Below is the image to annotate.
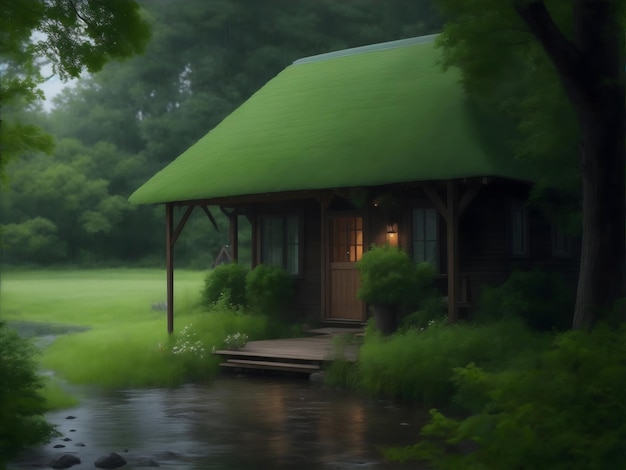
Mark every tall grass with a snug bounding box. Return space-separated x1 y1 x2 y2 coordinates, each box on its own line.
1 269 292 389
326 318 549 408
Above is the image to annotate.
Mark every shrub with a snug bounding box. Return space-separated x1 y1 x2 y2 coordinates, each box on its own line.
245 264 295 317
401 262 445 330
396 325 626 470
202 263 248 308
476 269 574 331
357 245 417 306
0 323 59 467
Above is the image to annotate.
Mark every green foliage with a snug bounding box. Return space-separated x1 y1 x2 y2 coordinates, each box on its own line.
0 323 59 467
357 245 417 306
400 262 446 329
246 264 295 317
202 263 248 308
403 325 626 470
476 269 574 331
435 0 581 226
1 0 150 179
42 307 274 387
328 318 546 407
1 217 66 264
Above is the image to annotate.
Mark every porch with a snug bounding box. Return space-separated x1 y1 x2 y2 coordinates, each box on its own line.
213 327 362 375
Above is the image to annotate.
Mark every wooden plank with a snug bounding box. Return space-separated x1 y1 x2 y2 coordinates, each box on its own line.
447 181 460 323
213 336 359 362
224 359 320 371
165 203 174 334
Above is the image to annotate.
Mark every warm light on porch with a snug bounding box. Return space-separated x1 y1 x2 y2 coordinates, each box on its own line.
386 223 398 246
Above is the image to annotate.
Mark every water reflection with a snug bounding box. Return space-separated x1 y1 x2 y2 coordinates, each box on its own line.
12 376 429 469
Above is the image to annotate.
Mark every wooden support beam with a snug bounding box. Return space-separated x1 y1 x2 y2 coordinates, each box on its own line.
318 191 333 320
229 212 239 262
446 181 460 324
219 206 239 262
422 183 448 222
172 205 194 245
250 208 259 268
200 205 219 231
165 203 174 334
459 186 480 216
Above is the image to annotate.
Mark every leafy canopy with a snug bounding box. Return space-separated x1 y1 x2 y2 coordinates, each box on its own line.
0 0 150 179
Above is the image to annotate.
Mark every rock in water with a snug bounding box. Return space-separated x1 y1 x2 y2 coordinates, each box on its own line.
94 452 127 469
51 454 81 469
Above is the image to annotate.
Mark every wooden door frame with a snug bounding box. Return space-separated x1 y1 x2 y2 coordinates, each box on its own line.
324 211 368 322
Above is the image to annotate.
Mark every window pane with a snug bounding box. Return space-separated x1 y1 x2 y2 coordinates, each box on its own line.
286 216 300 274
414 240 425 263
426 241 438 268
425 209 437 241
261 217 283 267
414 209 424 241
286 243 299 274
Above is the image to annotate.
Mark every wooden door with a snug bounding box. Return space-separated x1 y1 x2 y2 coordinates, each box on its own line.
327 216 365 321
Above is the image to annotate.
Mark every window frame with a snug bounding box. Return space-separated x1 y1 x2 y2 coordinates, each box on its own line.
258 214 303 277
411 207 440 271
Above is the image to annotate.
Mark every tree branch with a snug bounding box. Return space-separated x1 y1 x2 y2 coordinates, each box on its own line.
513 0 586 97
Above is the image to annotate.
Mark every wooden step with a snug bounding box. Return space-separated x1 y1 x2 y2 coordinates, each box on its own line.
220 358 320 374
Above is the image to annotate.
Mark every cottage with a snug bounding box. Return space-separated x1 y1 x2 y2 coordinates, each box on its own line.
130 35 578 333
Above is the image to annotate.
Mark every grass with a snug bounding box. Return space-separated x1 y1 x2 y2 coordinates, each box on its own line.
1 268 203 327
325 317 550 408
0 268 290 391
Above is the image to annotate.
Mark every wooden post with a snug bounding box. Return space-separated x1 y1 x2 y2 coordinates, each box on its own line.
249 209 259 269
229 212 239 262
446 181 460 323
165 203 174 334
317 191 333 320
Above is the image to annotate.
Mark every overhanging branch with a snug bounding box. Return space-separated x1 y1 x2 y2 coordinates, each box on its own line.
513 0 585 97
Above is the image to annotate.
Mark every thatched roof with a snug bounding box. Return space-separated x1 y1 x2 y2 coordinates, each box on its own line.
130 35 532 205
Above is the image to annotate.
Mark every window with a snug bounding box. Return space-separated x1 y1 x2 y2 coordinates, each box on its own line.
330 217 364 262
552 225 571 257
510 203 529 257
412 208 439 270
260 215 301 275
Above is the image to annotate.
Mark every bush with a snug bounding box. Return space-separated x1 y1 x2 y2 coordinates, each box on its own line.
202 263 248 308
245 264 295 317
476 269 574 331
398 325 626 470
357 245 417 306
401 262 445 330
327 317 546 407
0 323 59 467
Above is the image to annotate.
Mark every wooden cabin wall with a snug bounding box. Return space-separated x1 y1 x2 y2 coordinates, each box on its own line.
458 180 580 312
252 199 322 323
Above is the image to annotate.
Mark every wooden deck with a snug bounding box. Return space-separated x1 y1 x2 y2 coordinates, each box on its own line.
214 328 361 375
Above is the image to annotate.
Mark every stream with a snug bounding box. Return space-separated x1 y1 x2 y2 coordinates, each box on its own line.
11 376 430 469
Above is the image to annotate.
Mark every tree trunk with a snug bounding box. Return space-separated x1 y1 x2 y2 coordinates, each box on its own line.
516 0 626 328
572 104 625 329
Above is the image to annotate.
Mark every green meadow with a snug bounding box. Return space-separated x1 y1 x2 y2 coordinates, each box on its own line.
1 269 285 400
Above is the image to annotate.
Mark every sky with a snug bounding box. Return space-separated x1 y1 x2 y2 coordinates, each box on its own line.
38 62 80 111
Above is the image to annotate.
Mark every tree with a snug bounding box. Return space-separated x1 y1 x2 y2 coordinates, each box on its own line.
436 0 625 329
0 0 150 179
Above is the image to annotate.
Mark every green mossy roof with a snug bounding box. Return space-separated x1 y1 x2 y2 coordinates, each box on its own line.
130 35 533 205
